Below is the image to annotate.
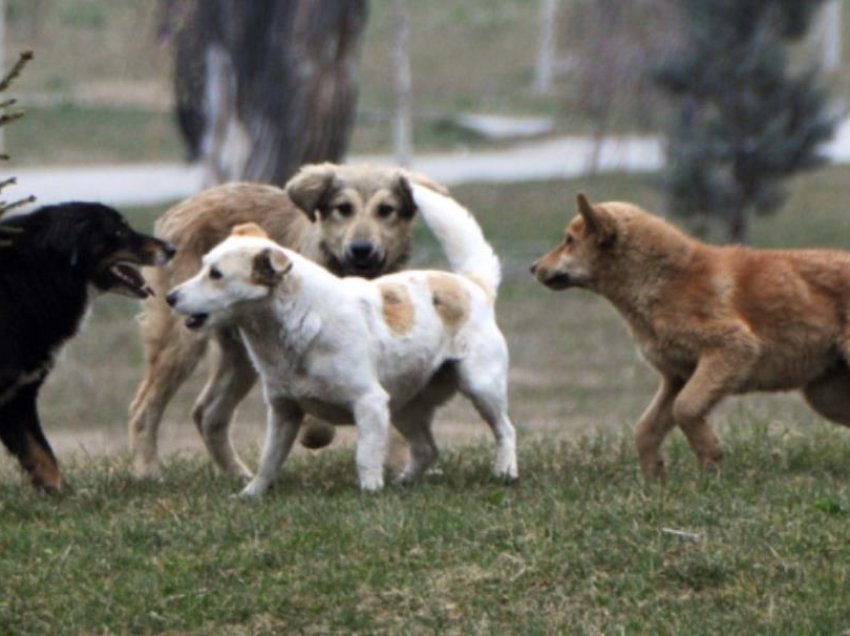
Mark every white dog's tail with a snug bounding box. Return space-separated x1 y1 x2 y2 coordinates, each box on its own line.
411 184 501 296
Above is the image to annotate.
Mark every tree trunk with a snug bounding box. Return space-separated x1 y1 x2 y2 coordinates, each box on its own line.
164 0 370 187
727 199 748 244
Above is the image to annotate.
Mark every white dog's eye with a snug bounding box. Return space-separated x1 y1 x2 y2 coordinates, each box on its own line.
377 204 394 219
209 267 223 280
336 203 354 217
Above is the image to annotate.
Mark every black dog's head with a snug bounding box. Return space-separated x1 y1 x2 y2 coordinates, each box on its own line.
9 202 176 298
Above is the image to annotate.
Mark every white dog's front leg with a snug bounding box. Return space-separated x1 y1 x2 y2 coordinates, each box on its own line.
240 399 303 499
353 391 391 492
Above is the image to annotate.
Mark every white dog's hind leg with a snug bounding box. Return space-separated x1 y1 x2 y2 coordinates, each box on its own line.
240 399 303 499
353 391 391 491
457 341 519 481
393 401 439 485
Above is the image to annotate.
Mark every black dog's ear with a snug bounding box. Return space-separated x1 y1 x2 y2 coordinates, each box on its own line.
391 172 417 220
285 164 337 221
252 248 292 287
576 193 616 247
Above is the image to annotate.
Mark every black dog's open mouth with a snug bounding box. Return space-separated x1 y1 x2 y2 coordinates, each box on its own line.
104 261 156 299
185 313 209 330
543 273 572 290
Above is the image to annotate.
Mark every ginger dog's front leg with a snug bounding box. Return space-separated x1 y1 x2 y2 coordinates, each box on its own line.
672 349 755 471
634 376 683 479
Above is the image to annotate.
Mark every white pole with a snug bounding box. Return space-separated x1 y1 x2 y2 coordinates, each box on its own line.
0 0 6 155
392 0 412 167
822 0 841 72
534 0 558 94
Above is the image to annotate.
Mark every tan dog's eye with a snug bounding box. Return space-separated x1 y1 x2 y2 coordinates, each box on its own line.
336 203 354 217
565 234 575 247
209 267 222 280
377 204 394 219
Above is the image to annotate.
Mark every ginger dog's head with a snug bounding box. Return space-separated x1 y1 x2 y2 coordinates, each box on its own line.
285 163 436 279
166 223 293 330
530 194 620 291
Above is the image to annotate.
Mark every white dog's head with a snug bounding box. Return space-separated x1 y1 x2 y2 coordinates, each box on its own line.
166 223 292 330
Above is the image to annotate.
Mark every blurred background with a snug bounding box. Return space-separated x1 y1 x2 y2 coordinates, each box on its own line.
2 0 850 467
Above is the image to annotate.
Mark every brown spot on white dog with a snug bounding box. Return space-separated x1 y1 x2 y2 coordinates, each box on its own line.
379 282 415 335
428 273 470 333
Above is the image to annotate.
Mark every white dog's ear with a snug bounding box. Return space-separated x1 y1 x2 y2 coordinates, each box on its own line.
252 248 292 287
285 163 337 221
231 222 269 239
576 193 616 247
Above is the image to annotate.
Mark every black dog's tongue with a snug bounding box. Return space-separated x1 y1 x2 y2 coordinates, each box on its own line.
110 263 155 297
185 314 208 329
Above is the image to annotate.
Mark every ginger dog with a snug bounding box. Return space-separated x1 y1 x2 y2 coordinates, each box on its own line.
167 186 518 496
533 193 850 478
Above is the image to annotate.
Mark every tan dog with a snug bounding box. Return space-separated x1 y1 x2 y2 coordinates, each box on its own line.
532 193 850 479
166 185 517 497
129 163 445 478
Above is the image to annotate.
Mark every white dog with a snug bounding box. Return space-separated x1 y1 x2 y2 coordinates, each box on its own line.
166 184 518 497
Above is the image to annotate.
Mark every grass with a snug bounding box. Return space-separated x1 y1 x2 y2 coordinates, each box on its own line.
3 168 850 632
2 429 850 634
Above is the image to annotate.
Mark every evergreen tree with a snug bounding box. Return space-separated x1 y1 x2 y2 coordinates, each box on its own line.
654 0 836 243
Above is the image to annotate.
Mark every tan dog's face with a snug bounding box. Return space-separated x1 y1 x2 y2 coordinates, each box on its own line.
166 224 292 330
286 164 419 278
531 193 617 290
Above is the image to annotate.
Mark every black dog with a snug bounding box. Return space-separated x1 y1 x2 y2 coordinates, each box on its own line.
0 202 174 490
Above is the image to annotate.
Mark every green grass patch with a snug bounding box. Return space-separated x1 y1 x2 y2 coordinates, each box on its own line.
2 428 850 634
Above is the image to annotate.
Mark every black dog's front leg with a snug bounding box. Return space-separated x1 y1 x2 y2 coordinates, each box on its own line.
0 380 62 491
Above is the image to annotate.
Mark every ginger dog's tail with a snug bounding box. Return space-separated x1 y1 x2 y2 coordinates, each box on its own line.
411 184 501 297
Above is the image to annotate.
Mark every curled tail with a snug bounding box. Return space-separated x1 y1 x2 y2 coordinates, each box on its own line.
411 184 501 296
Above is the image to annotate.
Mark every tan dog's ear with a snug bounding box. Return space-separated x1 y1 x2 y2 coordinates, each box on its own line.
252 248 292 287
231 222 269 239
577 193 616 247
390 171 418 220
400 169 450 196
285 163 337 221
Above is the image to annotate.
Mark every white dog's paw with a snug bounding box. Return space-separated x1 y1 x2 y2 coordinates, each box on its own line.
237 479 268 499
493 454 519 483
359 474 385 492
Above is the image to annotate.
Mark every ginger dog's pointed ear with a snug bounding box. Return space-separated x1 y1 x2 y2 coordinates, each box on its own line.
285 163 337 221
231 222 269 239
252 248 292 287
576 193 616 247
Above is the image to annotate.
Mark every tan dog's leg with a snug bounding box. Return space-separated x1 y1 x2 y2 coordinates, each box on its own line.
803 363 850 425
634 377 682 479
192 328 257 478
129 311 208 478
672 351 752 471
393 400 439 484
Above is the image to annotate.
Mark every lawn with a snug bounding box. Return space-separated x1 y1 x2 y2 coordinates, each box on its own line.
3 169 850 632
